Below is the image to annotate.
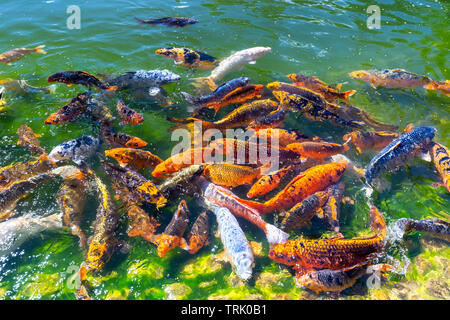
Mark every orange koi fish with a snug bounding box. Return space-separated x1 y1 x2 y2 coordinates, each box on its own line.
186 211 209 254
343 131 400 154
17 125 45 155
319 182 345 233
44 92 91 125
246 165 292 198
286 141 349 159
151 200 190 257
247 105 288 129
203 163 263 188
126 204 160 241
269 206 386 274
101 126 148 149
155 47 217 69
0 45 46 64
105 148 162 169
116 99 144 125
249 128 311 147
430 142 450 192
287 73 356 101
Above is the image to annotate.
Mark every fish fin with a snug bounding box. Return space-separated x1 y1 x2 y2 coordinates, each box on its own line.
403 123 415 133
265 223 290 245
341 90 356 100
34 45 46 54
191 77 211 91
370 81 377 89
104 85 118 91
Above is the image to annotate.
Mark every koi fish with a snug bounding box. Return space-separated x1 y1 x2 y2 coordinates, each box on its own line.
343 130 400 154
0 213 62 257
287 73 356 101
269 206 386 273
17 125 45 155
157 164 205 199
151 200 190 257
53 166 88 248
286 141 349 160
47 71 117 91
0 78 54 95
247 105 288 129
365 126 436 187
320 182 345 233
186 211 209 254
44 92 91 125
0 45 46 64
429 142 450 192
182 77 250 110
116 99 143 125
85 100 115 127
274 91 364 129
436 80 450 96
0 153 55 190
193 47 271 90
246 165 292 198
249 128 310 147
156 47 217 70
101 126 148 149
0 173 56 222
297 263 392 294
135 17 198 27
203 163 263 188
267 82 329 107
126 204 160 241
241 162 347 215
105 148 162 169
152 147 214 178
198 177 289 245
281 192 329 232
49 136 100 165
209 206 254 280
106 69 180 91
349 69 441 91
394 218 450 242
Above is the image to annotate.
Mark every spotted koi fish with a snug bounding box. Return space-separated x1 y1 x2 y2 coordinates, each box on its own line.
185 211 209 254
156 47 217 70
53 166 88 248
269 206 386 274
105 148 162 170
319 182 345 233
281 191 329 232
394 218 450 242
0 153 55 190
246 165 292 198
49 136 100 165
17 125 45 155
135 16 198 27
343 130 400 154
152 147 214 178
126 204 160 241
365 126 436 187
248 106 288 129
0 45 46 64
85 100 115 127
157 164 205 200
101 126 148 149
116 99 143 125
197 177 289 245
286 141 349 160
429 142 450 192
203 163 263 188
349 69 441 91
267 82 329 107
47 71 117 91
287 73 356 102
241 162 347 215
151 200 190 257
45 92 91 125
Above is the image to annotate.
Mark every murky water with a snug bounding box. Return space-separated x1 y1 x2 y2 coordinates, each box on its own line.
0 0 448 300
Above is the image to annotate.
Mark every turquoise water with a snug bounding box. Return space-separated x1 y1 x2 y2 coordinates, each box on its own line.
0 0 448 300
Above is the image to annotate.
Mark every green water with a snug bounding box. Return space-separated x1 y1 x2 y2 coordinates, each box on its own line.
0 0 449 300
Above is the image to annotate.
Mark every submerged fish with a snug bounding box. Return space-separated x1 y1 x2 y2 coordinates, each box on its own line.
105 148 162 169
47 71 117 91
45 92 91 125
287 73 356 102
85 100 115 127
0 45 46 64
106 69 180 91
116 99 143 125
286 141 349 160
186 211 209 254
101 126 148 149
49 136 100 165
157 164 205 200
0 213 62 256
429 142 450 192
349 69 442 91
248 106 288 129
247 165 292 198
17 125 45 155
320 182 346 233
193 47 271 89
249 128 311 147
156 47 217 70
151 200 190 257
394 218 450 242
343 130 400 154
267 82 329 107
365 126 436 187
203 163 264 188
135 16 198 27
0 79 54 95
210 205 254 280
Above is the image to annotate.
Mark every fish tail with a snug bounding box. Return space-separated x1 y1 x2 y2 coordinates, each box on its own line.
34 45 46 54
180 92 199 104
437 80 450 96
340 90 356 100
191 76 217 91
265 223 289 245
134 17 145 25
423 80 440 91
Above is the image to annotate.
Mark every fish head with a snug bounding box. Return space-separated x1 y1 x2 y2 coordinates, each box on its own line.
233 251 254 280
125 137 147 148
155 48 178 59
44 113 62 125
187 18 198 25
152 161 173 178
418 126 437 143
348 70 371 82
266 82 280 91
49 145 68 162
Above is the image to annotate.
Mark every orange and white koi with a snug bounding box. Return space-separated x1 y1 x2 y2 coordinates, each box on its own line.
0 45 46 64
